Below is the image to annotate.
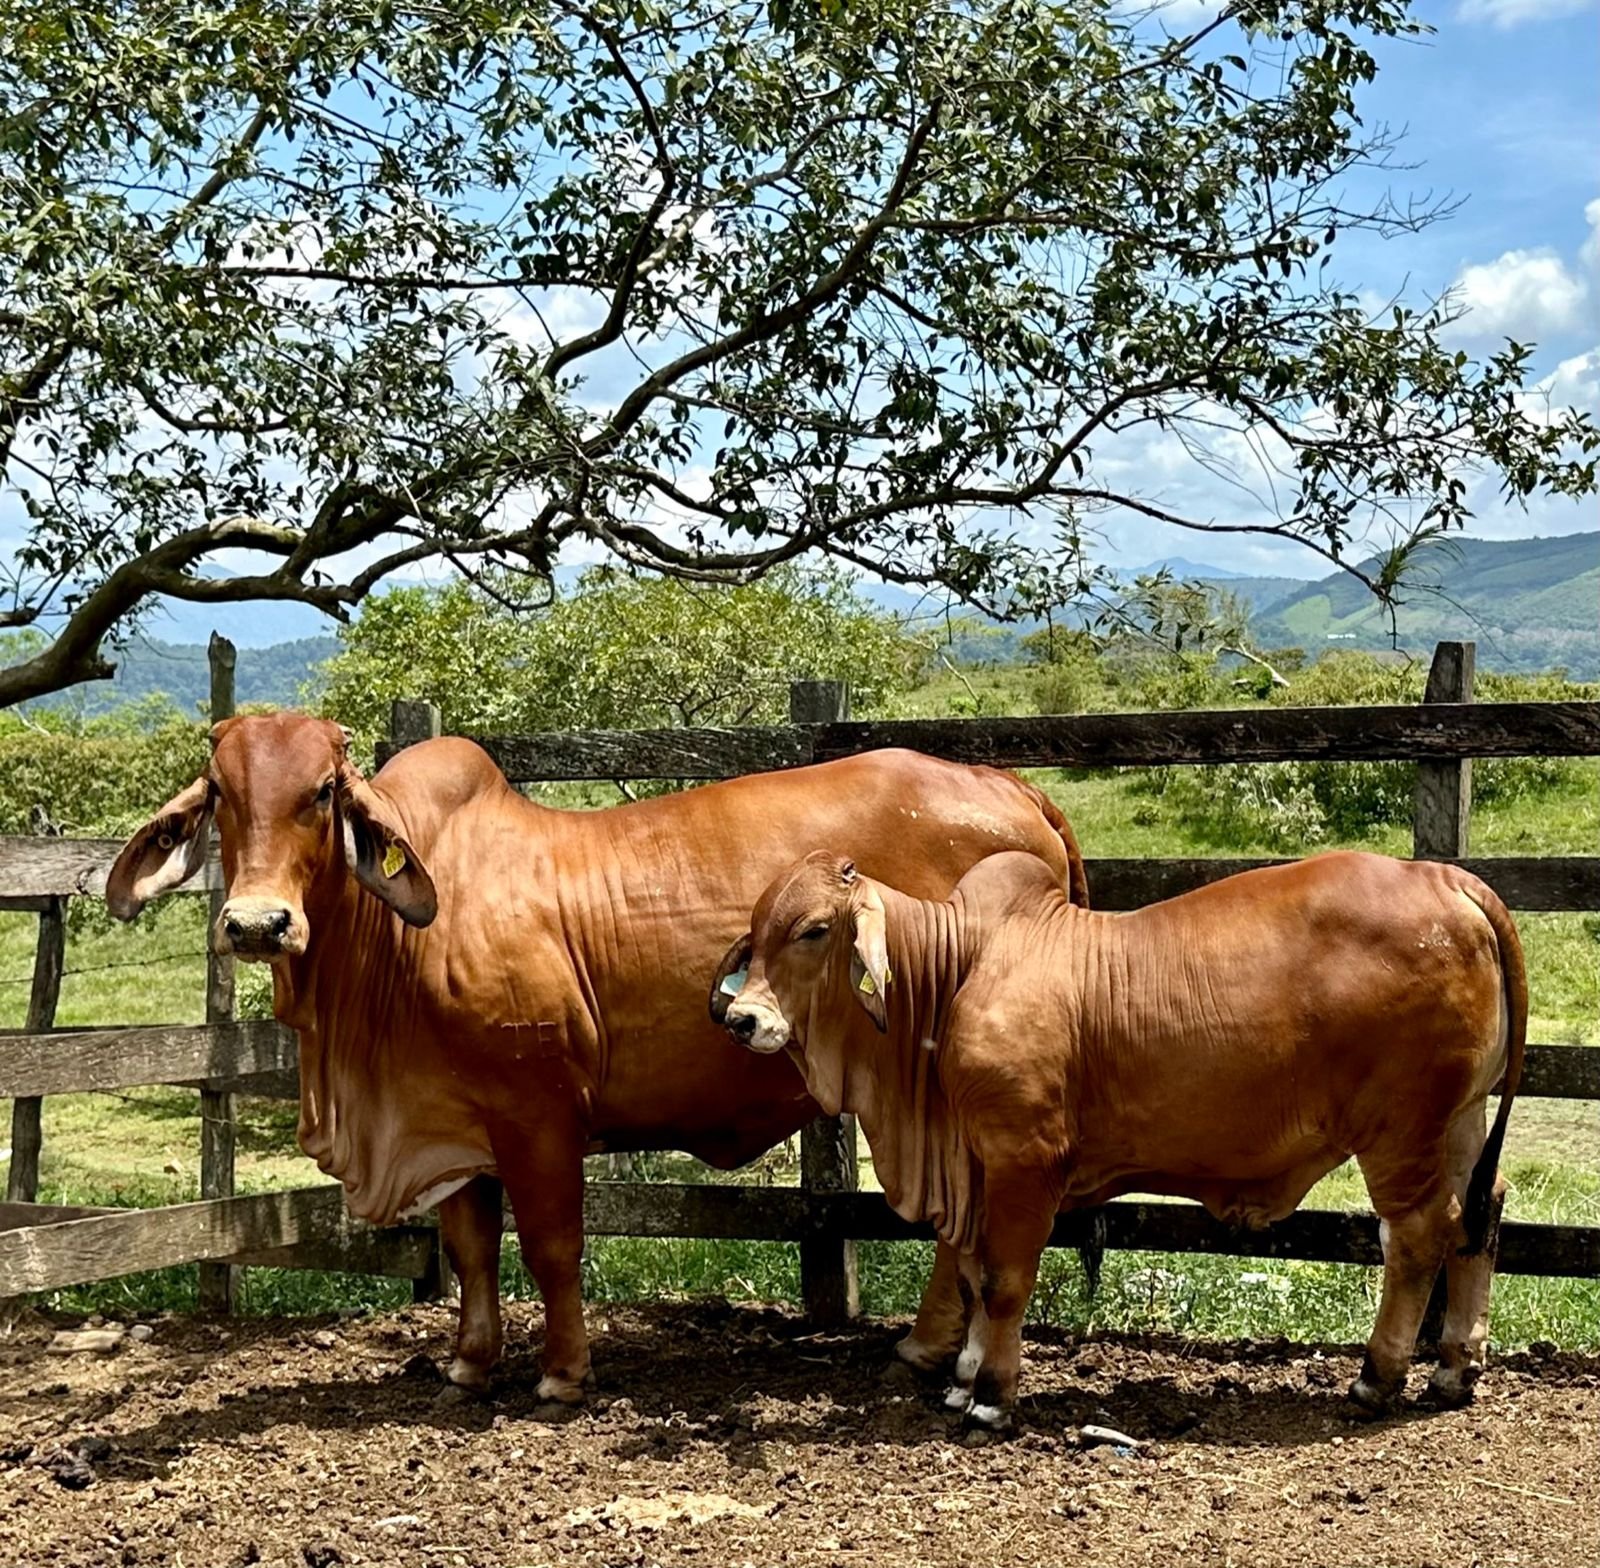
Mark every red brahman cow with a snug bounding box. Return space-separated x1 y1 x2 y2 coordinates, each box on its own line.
106 715 1087 1403
717 849 1526 1428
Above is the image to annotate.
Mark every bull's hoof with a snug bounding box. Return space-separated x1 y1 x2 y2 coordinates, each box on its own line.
1425 1365 1480 1410
445 1356 492 1392
1347 1374 1403 1417
434 1381 486 1408
880 1359 920 1394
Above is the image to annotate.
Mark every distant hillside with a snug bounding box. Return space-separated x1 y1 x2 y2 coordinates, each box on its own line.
1247 533 1599 677
37 635 339 720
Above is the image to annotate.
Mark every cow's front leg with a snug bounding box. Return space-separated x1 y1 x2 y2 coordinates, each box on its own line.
439 1175 506 1393
495 1116 592 1406
964 1184 1056 1431
897 1242 969 1375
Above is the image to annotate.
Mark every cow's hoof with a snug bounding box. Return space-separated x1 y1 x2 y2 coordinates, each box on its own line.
943 1383 973 1414
434 1381 486 1408
880 1359 920 1393
445 1357 492 1392
535 1372 588 1407
963 1401 1012 1435
1425 1365 1479 1410
1347 1375 1401 1417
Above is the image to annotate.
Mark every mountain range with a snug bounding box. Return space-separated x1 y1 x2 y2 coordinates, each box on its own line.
18 531 1599 715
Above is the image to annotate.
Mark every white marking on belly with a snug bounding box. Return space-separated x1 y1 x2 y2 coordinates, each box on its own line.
398 1175 474 1220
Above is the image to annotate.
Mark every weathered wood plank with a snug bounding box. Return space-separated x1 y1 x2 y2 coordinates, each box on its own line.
1511 1045 1600 1100
0 1020 296 1098
791 680 861 1328
200 631 240 1313
227 1223 436 1279
579 1185 1597 1277
0 836 219 899
0 1201 114 1230
1084 855 1599 912
380 725 816 781
1413 642 1475 861
384 701 1600 781
812 702 1600 771
6 896 64 1204
0 1185 357 1295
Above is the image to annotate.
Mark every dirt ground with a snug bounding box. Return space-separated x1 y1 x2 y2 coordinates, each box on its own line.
2 1300 1595 1568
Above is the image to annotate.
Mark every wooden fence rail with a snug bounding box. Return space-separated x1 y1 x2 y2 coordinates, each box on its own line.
2 641 1597 1315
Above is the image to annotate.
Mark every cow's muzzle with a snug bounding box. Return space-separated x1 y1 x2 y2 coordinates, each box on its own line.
723 1000 792 1054
215 896 307 959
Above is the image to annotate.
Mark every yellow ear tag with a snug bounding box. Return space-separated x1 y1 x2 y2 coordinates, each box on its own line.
858 972 877 996
884 967 893 987
382 844 406 879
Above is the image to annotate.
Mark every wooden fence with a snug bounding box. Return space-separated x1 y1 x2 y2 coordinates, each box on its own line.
2 640 1598 1320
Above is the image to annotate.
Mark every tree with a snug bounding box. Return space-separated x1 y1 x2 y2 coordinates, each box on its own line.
313 564 914 749
4 0 1594 708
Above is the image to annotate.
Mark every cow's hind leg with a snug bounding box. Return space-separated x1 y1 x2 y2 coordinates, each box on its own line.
943 1256 986 1413
1430 1103 1505 1409
1353 1154 1455 1414
496 1118 592 1406
897 1242 969 1375
439 1176 506 1393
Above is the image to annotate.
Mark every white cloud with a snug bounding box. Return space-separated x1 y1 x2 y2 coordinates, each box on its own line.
1458 0 1594 27
1448 248 1589 344
1582 198 1600 277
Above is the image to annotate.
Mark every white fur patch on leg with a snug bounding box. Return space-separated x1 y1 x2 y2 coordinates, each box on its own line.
896 1335 939 1372
944 1384 973 1412
955 1344 983 1385
967 1402 1008 1430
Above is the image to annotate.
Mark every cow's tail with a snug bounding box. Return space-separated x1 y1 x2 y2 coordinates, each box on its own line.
1015 778 1091 910
1460 881 1527 1257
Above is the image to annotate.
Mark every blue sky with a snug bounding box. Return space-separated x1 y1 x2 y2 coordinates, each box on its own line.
1083 0 1600 578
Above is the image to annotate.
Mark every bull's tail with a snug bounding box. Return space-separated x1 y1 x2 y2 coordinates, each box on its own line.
1017 779 1091 909
1460 882 1527 1256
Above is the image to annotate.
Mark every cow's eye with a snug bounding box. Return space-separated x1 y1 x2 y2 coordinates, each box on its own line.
798 924 829 943
314 780 335 807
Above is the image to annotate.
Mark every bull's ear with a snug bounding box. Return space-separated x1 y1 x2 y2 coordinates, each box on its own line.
849 881 891 1033
105 777 214 921
708 933 754 1027
338 770 437 927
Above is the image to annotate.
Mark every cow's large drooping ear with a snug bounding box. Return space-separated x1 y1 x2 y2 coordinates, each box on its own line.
708 933 754 1028
849 881 891 1033
105 777 215 921
338 770 437 927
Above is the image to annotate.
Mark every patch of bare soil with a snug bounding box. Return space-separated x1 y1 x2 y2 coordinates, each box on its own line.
2 1300 1594 1568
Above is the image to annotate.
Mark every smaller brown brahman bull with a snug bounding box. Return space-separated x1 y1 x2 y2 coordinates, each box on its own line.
716 849 1526 1429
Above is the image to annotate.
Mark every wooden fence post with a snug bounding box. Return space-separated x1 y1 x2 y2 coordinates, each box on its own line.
5 893 65 1204
389 699 453 1302
1413 640 1476 1348
199 632 239 1312
790 680 860 1325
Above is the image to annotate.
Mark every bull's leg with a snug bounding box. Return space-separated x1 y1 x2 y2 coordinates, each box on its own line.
439 1176 506 1392
496 1121 592 1406
943 1254 987 1414
964 1193 1055 1431
897 1242 969 1374
1431 1103 1505 1408
1353 1157 1455 1413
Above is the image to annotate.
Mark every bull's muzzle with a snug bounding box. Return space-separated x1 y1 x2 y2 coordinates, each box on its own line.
215 896 307 959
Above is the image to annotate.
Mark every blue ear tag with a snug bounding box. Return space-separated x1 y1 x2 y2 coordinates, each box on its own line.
720 967 749 997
